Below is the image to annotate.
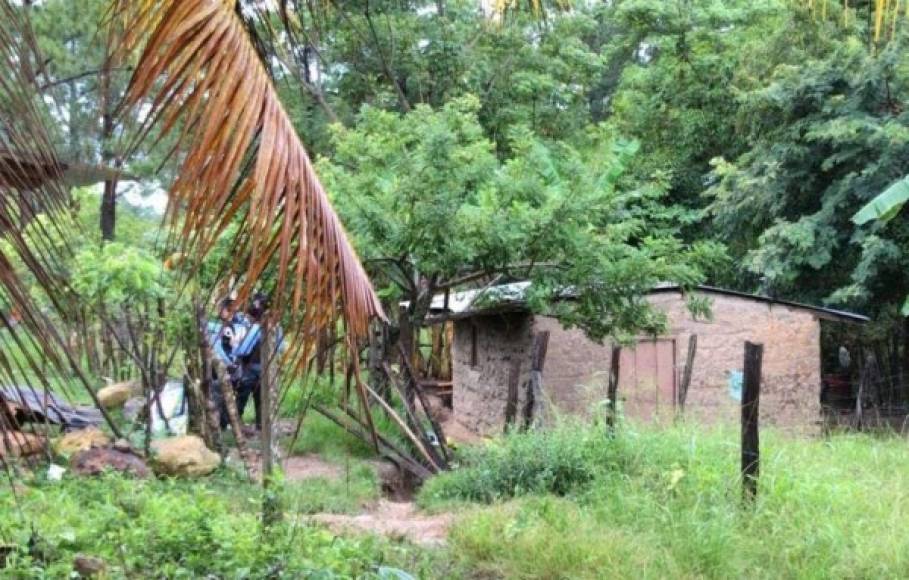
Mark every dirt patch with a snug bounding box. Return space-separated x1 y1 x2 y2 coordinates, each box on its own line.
309 500 453 546
229 450 346 482
282 454 344 481
441 417 484 445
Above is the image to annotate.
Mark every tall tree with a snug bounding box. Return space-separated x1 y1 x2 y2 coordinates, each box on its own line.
320 96 717 358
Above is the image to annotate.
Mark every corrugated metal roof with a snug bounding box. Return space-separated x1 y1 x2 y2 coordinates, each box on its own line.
414 282 869 323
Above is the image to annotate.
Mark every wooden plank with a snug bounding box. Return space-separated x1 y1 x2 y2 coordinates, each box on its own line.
607 345 621 428
742 341 763 501
522 331 550 429
504 357 522 432
678 335 698 411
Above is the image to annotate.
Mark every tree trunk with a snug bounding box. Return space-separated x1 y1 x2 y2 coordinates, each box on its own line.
261 319 282 526
398 280 436 371
98 40 119 241
368 321 390 400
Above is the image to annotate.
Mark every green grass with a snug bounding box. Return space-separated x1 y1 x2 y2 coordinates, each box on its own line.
283 460 381 514
0 471 439 578
286 413 377 459
421 421 909 579
285 408 409 462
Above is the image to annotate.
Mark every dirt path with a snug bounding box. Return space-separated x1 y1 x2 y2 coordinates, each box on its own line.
308 499 453 546
282 454 344 481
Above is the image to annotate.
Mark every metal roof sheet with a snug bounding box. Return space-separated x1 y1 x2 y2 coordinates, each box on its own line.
414 282 869 323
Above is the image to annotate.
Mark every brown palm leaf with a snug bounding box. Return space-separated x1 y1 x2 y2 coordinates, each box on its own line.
112 0 386 438
0 0 123 445
116 0 384 328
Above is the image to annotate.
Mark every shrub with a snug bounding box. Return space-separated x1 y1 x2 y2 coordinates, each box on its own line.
420 422 626 504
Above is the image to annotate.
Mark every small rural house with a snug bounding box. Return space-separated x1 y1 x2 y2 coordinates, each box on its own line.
422 283 867 436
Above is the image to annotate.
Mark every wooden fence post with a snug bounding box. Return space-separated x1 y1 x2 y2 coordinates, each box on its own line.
261 318 281 526
504 357 522 432
606 346 621 428
742 341 763 501
678 335 698 412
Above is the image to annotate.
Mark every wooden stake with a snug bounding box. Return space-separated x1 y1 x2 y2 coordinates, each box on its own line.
742 341 763 501
522 331 550 429
261 318 281 526
211 358 253 480
607 345 621 428
678 335 698 411
195 304 221 453
504 357 521 432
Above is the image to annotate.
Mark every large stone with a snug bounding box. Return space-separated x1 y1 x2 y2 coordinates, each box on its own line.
96 382 138 409
122 397 146 422
0 431 45 458
55 428 110 456
151 435 220 477
72 447 151 479
73 554 106 578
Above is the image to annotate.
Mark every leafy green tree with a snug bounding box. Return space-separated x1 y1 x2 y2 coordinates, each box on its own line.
320 95 715 351
273 0 608 153
600 0 784 209
27 0 174 240
706 27 909 314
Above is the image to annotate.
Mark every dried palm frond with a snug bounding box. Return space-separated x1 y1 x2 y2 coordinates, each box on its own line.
0 0 123 445
111 0 385 442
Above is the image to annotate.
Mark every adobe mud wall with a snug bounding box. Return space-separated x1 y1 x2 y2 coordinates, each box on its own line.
450 313 533 436
451 291 823 436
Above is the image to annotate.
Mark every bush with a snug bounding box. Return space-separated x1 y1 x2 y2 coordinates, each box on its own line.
420 422 626 504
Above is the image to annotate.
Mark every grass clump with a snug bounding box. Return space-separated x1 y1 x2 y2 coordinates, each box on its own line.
284 461 380 514
420 421 625 504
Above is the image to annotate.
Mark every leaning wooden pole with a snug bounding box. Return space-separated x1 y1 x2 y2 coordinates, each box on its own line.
523 331 551 430
261 318 281 526
504 358 522 432
742 341 763 502
606 346 621 428
211 358 253 480
678 335 698 413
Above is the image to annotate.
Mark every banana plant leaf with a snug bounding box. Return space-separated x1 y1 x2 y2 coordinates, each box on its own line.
853 176 909 225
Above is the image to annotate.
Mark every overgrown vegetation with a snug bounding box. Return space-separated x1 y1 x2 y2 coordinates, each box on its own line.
0 472 437 578
5 1 909 577
422 422 909 578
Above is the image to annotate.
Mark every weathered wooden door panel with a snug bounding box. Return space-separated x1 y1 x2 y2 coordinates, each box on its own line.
618 339 676 423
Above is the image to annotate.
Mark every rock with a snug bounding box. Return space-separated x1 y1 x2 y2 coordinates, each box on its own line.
72 447 151 479
73 554 106 578
96 382 138 409
112 439 132 452
151 435 220 477
0 431 45 458
55 428 110 456
122 397 146 422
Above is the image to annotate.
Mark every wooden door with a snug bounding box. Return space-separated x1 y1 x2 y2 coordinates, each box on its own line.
618 339 676 423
